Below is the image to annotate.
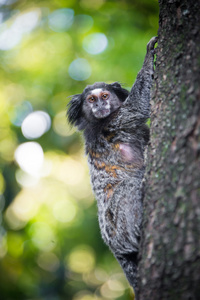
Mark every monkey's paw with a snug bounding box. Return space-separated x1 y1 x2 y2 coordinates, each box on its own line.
147 36 158 54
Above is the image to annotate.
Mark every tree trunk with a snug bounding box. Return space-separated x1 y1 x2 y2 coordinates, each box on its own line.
138 1 200 299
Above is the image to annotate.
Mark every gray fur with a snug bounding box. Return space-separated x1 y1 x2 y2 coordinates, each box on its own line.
67 37 157 295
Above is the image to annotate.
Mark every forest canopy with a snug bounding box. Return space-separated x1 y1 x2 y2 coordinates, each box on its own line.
0 1 158 299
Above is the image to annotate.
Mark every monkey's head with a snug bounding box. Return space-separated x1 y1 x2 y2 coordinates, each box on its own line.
67 82 129 130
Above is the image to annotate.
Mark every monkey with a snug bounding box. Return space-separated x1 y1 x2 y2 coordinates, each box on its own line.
67 36 157 295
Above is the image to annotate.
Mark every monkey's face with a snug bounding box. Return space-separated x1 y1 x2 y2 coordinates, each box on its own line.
83 88 122 120
67 82 129 129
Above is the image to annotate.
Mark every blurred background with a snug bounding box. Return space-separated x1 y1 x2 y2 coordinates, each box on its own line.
0 0 158 299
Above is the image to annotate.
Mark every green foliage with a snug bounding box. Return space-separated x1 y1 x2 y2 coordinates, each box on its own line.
0 0 158 299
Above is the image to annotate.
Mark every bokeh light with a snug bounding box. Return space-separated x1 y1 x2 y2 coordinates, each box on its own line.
21 111 51 139
0 9 40 50
0 26 22 50
30 222 57 251
73 291 102 300
5 189 40 229
68 58 92 81
48 8 74 32
9 101 32 127
14 142 44 177
74 14 93 33
53 198 77 223
80 0 106 10
15 169 40 187
12 10 40 34
52 156 85 186
83 33 108 55
100 278 125 299
67 245 95 274
0 0 159 299
53 110 75 136
37 252 60 272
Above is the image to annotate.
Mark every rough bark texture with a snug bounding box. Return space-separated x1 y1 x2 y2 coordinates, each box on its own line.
138 1 200 299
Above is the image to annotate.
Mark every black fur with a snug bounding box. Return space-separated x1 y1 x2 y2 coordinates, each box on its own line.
67 82 129 131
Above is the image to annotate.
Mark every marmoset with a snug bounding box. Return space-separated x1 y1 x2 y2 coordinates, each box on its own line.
67 37 157 294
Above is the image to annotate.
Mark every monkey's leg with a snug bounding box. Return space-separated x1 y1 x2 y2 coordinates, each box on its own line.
103 177 143 292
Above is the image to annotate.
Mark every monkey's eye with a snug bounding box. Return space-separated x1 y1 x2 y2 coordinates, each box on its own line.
88 96 95 103
102 93 109 100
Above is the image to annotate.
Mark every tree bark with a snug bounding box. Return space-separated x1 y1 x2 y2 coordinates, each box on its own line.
138 1 200 299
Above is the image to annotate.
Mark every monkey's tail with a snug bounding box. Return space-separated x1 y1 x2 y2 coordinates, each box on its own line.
116 251 138 298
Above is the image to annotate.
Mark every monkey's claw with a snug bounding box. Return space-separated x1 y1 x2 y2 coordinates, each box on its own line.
147 36 158 52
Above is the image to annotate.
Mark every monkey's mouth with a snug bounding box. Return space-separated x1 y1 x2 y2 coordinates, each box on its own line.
94 109 110 119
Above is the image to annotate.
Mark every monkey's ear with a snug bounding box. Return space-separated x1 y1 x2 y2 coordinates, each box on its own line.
110 82 129 102
67 94 83 126
110 82 122 89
